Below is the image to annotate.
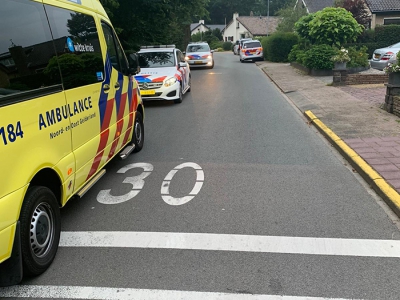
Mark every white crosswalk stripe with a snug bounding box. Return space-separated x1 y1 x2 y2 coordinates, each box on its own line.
60 231 400 258
0 285 363 299
2 231 396 299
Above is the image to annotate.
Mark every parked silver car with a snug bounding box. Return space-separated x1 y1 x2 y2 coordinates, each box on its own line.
370 42 400 70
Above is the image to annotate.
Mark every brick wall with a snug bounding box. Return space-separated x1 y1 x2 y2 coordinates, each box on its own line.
345 74 388 85
333 71 389 86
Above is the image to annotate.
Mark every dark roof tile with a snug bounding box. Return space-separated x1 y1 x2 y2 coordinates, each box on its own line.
365 0 400 12
302 0 335 13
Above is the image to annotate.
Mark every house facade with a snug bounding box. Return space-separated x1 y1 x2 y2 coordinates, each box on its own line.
365 0 400 28
190 20 225 36
222 13 280 43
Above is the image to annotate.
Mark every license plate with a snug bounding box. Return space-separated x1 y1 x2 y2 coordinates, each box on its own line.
194 61 203 64
140 89 155 95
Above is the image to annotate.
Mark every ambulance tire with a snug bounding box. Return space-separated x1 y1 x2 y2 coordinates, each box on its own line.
133 111 144 153
174 85 183 104
20 186 61 277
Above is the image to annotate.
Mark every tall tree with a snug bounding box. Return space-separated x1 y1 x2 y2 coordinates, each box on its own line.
334 0 371 28
101 0 209 51
275 0 307 32
207 0 293 24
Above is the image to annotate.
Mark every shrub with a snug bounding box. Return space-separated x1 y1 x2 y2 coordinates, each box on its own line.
288 44 305 63
210 40 223 50
303 44 336 70
295 14 316 43
222 42 233 51
346 46 369 68
308 7 363 46
262 32 299 62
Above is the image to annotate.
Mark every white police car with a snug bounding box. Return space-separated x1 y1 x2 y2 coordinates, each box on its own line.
185 42 214 69
134 45 191 103
239 40 264 63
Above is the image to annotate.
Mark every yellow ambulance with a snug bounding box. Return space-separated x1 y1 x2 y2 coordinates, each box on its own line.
0 0 144 285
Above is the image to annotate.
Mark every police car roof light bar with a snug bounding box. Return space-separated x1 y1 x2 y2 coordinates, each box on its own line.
140 45 175 49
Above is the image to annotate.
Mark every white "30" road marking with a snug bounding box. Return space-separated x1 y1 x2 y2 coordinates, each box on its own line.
96 162 204 206
161 162 204 206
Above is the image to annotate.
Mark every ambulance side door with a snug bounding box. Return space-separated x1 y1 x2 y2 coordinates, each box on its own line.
99 21 133 164
45 5 106 191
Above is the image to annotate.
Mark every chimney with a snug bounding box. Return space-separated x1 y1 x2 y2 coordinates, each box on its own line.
233 12 239 20
250 11 254 16
199 20 204 24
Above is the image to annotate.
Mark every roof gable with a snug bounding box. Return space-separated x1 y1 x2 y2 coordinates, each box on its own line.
300 0 335 13
236 16 281 36
365 0 400 12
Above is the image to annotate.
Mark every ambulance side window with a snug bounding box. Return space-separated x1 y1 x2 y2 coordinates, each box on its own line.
101 22 129 75
0 0 62 105
44 5 104 90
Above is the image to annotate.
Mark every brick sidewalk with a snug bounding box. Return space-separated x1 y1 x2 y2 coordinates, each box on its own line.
257 61 400 194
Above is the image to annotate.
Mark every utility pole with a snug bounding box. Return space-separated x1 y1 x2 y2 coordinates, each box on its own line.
267 0 270 36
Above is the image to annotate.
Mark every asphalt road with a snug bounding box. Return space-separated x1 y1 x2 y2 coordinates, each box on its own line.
2 52 400 300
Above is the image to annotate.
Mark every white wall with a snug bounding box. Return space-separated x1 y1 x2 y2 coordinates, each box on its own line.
222 13 252 42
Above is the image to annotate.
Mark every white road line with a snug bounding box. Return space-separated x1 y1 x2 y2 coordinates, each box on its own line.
60 231 400 258
0 285 362 300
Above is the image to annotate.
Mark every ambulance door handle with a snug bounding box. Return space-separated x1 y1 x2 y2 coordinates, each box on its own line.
115 82 120 90
103 84 110 93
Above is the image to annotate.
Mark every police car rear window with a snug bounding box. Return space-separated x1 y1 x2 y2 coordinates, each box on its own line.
243 42 261 49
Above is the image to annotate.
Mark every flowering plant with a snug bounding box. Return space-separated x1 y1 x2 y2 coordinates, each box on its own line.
331 47 351 63
384 63 400 74
383 52 400 74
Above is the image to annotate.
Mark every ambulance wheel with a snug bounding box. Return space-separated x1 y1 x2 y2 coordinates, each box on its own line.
174 85 183 104
20 186 60 277
133 111 144 153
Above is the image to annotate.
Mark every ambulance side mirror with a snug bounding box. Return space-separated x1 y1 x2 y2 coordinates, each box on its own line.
128 53 141 75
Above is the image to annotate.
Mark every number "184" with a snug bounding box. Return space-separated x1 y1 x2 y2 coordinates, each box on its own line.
0 121 24 145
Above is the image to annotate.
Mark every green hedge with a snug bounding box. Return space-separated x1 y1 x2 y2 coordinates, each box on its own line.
375 25 400 46
222 42 233 51
261 32 299 62
210 41 223 50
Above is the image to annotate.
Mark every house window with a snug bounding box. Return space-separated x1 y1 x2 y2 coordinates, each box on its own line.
384 18 400 25
236 22 239 29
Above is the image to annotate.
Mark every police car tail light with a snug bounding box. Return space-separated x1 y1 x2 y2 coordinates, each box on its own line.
164 77 177 87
